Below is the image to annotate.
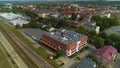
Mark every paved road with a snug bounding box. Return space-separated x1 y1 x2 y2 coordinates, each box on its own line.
58 44 93 68
105 25 120 35
5 29 53 68
112 54 120 68
19 30 41 48
0 31 28 68
19 30 55 55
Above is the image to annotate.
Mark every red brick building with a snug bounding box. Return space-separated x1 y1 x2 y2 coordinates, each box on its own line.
40 29 88 56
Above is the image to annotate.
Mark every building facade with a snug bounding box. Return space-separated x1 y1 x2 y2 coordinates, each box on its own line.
40 29 88 56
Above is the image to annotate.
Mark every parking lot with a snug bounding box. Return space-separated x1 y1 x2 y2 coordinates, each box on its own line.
56 47 92 68
105 25 120 35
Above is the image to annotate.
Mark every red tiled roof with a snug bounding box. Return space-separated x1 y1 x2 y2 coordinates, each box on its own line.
96 46 117 62
64 8 75 14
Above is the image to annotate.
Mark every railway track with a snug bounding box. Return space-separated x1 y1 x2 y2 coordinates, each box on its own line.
0 31 28 68
0 27 39 68
3 28 53 68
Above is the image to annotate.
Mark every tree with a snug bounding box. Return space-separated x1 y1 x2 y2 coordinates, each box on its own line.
115 42 120 52
22 22 40 28
55 19 68 28
55 51 63 58
91 16 120 31
105 34 120 52
22 24 31 28
87 54 97 62
104 38 113 45
76 26 86 34
93 37 104 49
88 30 97 38
15 24 21 29
91 15 101 22
38 17 44 23
99 31 107 39
108 34 120 42
71 13 77 20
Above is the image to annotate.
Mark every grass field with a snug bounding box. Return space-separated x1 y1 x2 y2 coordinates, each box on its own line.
0 50 11 68
0 44 12 68
0 40 18 68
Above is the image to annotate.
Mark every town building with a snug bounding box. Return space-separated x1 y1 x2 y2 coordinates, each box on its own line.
10 19 29 27
38 22 56 32
40 28 88 56
23 28 48 41
0 13 29 27
37 9 56 18
77 58 96 68
68 20 85 28
84 21 100 34
95 46 118 68
0 13 22 20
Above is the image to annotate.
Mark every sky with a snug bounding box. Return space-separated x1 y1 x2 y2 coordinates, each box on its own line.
0 0 119 1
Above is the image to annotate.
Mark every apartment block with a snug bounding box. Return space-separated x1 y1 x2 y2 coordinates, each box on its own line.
40 28 88 56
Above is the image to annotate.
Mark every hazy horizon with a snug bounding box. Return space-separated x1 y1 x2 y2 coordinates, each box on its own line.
0 0 120 1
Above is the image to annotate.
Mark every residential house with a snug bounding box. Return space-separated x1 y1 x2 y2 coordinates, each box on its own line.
95 46 118 68
77 58 96 68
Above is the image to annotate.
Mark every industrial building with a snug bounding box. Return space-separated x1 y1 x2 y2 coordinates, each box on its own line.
0 13 22 20
23 28 48 41
0 13 29 27
22 28 88 56
10 19 29 27
40 28 88 56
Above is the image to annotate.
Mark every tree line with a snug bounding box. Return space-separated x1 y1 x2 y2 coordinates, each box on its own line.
92 15 119 31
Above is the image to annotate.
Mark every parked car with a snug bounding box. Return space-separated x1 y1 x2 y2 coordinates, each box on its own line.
76 57 81 60
59 63 64 67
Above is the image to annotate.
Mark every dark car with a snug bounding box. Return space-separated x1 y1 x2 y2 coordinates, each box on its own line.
76 57 81 60
59 63 64 67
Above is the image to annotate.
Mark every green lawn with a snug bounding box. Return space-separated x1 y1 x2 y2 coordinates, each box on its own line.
118 20 120 24
0 46 11 68
0 40 18 68
37 47 59 68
